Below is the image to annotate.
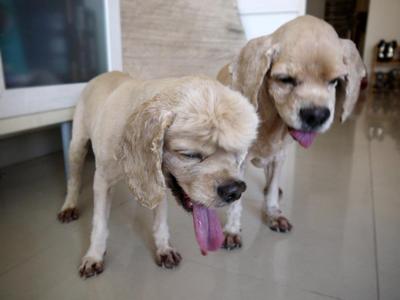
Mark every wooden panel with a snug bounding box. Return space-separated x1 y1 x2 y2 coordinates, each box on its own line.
121 0 245 79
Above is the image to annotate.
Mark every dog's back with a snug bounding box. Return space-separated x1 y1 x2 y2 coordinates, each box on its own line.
75 71 132 138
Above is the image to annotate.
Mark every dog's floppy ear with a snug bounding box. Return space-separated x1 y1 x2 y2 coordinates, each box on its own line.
226 35 278 109
337 39 367 122
118 95 175 209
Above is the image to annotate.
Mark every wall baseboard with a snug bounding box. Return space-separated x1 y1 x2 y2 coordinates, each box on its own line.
0 126 62 168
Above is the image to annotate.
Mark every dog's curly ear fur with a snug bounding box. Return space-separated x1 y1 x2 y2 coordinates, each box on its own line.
118 95 175 209
223 36 278 109
337 39 367 122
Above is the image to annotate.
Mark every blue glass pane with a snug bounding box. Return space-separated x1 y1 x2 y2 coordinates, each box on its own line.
0 0 108 88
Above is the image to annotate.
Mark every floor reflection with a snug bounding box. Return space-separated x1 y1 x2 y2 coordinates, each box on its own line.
366 92 400 150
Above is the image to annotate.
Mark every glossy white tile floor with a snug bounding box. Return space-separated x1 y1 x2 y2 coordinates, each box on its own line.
0 94 399 300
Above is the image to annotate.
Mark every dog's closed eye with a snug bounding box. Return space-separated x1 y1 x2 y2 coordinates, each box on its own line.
275 75 298 86
180 152 204 161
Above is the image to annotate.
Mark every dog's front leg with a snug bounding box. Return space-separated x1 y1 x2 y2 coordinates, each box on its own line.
79 171 113 278
223 199 243 250
264 158 292 232
153 197 181 268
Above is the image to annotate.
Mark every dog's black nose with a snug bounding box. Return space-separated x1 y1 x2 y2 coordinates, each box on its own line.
217 180 246 203
300 106 330 129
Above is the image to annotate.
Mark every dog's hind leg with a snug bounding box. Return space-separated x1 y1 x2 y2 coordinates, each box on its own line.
58 103 89 223
79 170 113 278
153 198 182 268
263 158 292 233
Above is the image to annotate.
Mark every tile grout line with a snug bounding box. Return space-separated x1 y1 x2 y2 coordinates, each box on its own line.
367 137 381 300
185 257 343 300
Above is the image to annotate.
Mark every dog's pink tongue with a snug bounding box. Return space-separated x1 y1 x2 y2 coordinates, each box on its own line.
192 203 224 256
289 129 317 148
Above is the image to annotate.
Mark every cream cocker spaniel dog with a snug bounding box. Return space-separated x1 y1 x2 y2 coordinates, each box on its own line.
218 15 366 243
57 71 258 277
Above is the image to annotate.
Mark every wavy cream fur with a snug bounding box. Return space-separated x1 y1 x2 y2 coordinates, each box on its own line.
58 71 258 275
218 15 366 234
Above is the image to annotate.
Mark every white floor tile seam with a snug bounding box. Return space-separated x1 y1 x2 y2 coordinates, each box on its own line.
146 254 345 300
367 137 382 300
0 221 66 277
46 210 347 300
172 244 347 300
0 248 46 278
301 289 344 300
0 223 79 279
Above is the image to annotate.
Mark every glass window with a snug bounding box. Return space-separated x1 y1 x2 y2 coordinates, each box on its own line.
0 0 108 88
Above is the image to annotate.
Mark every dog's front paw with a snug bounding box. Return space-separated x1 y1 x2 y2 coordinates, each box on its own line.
222 233 242 250
57 207 79 223
155 249 182 269
267 215 293 233
79 257 104 278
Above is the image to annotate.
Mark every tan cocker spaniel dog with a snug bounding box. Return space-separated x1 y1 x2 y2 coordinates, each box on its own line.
218 15 366 245
58 71 258 277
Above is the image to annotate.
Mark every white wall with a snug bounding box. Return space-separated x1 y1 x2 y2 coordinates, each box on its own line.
364 0 400 72
237 0 306 39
